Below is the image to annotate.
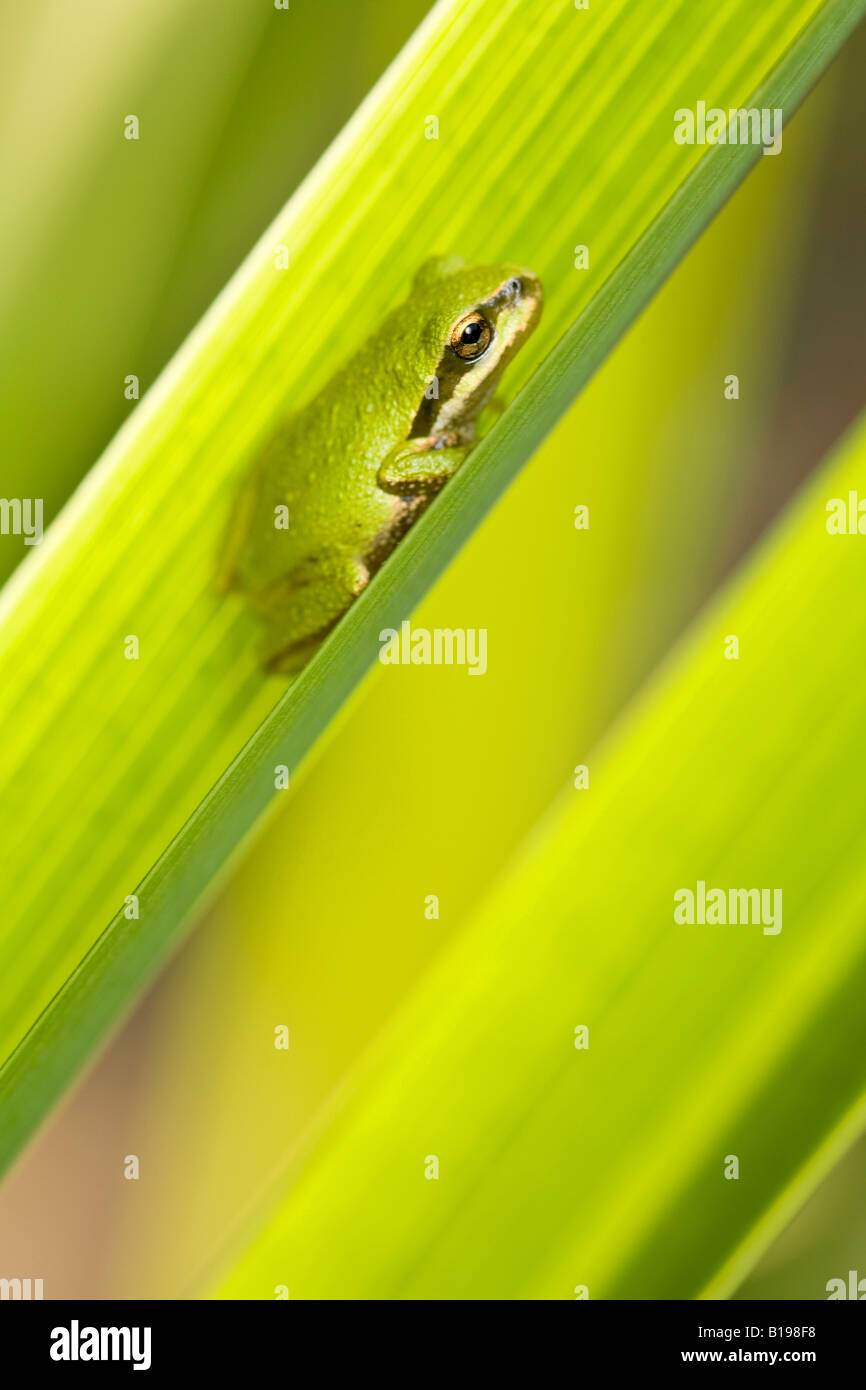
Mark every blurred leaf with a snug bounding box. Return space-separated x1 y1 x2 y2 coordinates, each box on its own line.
736 1131 866 1298
0 0 862 1176
215 409 866 1299
0 0 270 578
115 92 831 1297
0 0 429 584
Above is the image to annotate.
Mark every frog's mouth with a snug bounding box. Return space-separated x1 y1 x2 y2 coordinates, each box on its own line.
415 271 542 438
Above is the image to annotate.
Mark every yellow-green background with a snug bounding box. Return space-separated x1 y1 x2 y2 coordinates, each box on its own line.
0 0 864 1297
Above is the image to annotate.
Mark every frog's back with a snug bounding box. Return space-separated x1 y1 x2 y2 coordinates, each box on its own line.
233 350 417 596
231 283 465 597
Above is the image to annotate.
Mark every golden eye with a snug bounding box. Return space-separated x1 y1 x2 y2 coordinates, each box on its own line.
449 311 492 361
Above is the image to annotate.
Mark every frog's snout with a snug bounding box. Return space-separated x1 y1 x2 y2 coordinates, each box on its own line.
514 270 542 302
504 268 543 335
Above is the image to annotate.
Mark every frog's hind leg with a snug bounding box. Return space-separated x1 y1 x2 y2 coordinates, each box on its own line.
253 551 370 674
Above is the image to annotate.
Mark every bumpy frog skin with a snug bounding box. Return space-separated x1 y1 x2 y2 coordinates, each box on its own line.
219 255 542 672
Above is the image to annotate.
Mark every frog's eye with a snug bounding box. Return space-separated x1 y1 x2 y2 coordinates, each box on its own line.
449 311 492 361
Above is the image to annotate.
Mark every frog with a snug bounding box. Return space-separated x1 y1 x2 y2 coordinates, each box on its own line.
219 254 542 673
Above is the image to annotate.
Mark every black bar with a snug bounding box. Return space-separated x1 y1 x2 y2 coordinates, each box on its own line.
0 1298 861 1374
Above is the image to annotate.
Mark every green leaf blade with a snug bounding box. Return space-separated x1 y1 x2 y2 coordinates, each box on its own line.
213 411 866 1300
0 0 862 1178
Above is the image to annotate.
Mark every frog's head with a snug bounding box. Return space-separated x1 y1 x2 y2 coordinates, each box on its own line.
411 256 542 435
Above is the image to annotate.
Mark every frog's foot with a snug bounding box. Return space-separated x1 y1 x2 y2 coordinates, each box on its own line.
377 435 470 497
253 551 370 675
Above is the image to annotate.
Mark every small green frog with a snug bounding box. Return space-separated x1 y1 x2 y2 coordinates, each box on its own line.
219 255 542 672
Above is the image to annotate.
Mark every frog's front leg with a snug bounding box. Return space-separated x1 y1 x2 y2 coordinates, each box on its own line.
253 550 369 674
377 433 471 496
